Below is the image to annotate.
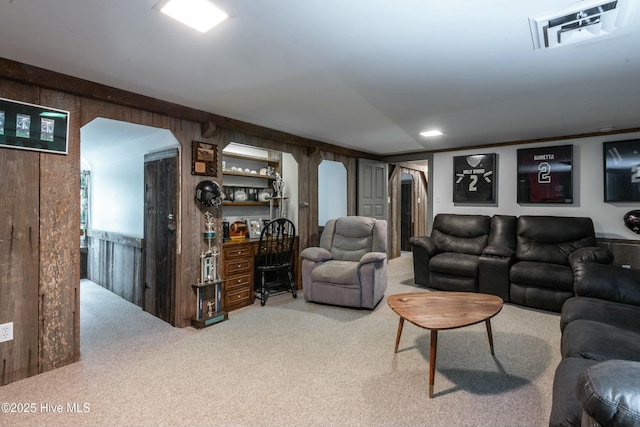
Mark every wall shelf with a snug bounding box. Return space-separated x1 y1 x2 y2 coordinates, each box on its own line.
222 201 275 207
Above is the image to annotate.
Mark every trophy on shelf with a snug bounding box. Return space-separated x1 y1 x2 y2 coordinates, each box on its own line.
270 173 288 220
200 212 219 284
192 180 227 328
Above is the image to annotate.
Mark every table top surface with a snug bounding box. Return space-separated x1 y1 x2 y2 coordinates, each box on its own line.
387 291 503 331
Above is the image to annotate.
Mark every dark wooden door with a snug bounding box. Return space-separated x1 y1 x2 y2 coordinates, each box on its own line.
143 149 178 325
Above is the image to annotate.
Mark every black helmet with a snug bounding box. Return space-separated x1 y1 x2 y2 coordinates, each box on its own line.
624 210 640 234
195 180 222 207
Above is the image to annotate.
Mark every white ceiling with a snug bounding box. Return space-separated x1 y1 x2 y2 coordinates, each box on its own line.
1 0 640 156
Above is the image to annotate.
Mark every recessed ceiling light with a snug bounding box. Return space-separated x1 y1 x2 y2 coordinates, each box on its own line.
419 130 444 137
159 0 228 33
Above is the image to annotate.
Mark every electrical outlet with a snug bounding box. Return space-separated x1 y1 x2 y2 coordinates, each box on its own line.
0 322 13 343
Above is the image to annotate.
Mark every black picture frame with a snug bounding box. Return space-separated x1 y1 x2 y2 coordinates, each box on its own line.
603 139 640 202
0 97 69 155
517 145 573 204
453 153 497 203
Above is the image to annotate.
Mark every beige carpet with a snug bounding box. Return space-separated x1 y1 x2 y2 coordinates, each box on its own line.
0 253 561 427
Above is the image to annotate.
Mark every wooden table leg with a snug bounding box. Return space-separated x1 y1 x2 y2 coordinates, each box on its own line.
429 330 437 398
485 319 495 356
394 317 405 353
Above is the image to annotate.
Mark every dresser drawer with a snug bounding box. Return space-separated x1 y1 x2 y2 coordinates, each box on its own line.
223 259 251 276
226 273 251 292
224 286 252 309
223 245 253 259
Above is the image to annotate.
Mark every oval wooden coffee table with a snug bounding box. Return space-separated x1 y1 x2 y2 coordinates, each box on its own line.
387 291 503 398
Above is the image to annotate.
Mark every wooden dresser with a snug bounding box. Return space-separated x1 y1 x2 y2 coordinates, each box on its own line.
221 237 300 312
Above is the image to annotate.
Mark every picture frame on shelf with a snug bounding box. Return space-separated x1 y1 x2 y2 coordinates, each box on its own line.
603 139 640 202
517 144 573 204
191 141 218 176
453 153 497 203
246 217 264 239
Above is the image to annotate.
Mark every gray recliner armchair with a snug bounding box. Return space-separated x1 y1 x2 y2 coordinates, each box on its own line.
300 216 387 309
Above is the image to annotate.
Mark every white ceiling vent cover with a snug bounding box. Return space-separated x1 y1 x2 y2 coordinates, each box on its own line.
529 0 633 49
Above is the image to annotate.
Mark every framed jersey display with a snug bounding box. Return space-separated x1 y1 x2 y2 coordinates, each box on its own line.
0 97 69 155
517 145 573 204
453 153 496 203
603 139 640 202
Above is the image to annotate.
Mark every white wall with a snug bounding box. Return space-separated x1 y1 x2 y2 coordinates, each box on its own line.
432 131 640 239
83 123 179 238
318 160 347 226
90 155 143 237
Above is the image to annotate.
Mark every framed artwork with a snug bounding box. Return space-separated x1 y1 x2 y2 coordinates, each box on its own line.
246 217 264 239
603 139 640 202
453 153 496 203
191 141 218 176
517 145 573 204
0 97 69 155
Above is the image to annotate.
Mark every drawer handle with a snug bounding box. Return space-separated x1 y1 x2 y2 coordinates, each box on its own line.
237 279 242 284
237 264 242 268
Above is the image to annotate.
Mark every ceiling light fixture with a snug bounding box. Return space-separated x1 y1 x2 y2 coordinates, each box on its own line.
419 130 444 137
158 0 228 33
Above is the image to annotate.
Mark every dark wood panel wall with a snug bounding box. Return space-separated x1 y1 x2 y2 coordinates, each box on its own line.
0 60 382 385
86 230 144 307
0 80 81 385
388 165 428 259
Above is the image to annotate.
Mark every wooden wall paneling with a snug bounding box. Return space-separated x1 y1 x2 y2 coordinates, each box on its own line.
79 97 133 127
387 166 401 259
174 119 218 327
38 89 81 373
416 169 429 237
0 80 41 384
85 231 144 307
0 149 40 385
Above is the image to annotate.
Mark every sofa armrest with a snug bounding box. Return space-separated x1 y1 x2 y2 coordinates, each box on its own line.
359 252 387 265
482 245 515 259
409 236 440 257
577 360 640 427
300 247 332 262
569 247 614 269
479 253 512 301
573 262 640 306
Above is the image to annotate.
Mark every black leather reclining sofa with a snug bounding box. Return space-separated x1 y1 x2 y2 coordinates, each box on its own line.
409 213 612 312
550 260 640 427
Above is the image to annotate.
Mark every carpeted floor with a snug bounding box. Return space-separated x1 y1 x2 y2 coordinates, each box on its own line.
0 253 561 427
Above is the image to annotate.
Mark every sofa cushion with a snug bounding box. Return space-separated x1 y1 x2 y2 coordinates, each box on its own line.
561 319 640 362
430 252 480 278
550 357 599 427
311 260 360 286
561 296 640 333
516 216 596 265
510 261 573 290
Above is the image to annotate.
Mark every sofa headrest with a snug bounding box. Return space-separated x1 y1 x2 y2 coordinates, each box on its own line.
431 214 491 255
516 216 596 265
323 216 387 262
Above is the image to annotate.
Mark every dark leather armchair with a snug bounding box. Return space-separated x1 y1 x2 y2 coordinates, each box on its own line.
410 214 491 292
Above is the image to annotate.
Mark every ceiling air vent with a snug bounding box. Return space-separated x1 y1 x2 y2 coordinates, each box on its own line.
529 0 633 49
